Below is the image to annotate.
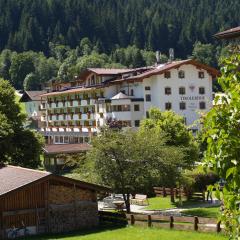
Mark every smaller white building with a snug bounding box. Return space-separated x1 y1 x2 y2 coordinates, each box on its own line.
19 90 46 129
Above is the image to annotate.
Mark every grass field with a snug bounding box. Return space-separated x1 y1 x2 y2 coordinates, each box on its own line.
181 206 220 218
145 196 220 218
28 226 227 240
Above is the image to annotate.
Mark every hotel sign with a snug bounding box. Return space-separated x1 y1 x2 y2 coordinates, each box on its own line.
180 96 205 110
180 96 205 101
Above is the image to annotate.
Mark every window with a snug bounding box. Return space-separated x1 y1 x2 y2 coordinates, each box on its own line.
55 136 59 143
179 102 186 110
164 71 171 78
165 102 172 110
178 70 185 79
199 87 205 95
199 71 204 79
179 87 186 95
130 89 134 96
146 111 149 118
135 120 140 127
59 136 64 143
134 104 140 111
145 86 151 91
145 94 151 102
64 136 69 143
199 101 206 109
165 87 171 95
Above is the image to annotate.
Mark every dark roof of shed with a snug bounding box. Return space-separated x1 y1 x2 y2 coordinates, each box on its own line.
214 26 240 39
43 143 91 155
0 165 51 196
0 165 110 196
19 91 47 102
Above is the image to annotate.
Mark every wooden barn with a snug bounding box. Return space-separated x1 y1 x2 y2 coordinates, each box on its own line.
0 165 109 239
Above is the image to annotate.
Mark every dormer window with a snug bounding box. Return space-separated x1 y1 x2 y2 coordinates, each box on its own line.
178 70 185 79
164 71 171 79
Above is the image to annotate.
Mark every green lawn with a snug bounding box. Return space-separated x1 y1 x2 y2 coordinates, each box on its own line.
145 196 175 210
145 197 220 218
181 206 220 218
27 226 227 240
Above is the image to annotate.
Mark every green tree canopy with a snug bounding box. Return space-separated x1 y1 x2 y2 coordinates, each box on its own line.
203 51 240 237
87 127 188 212
0 79 44 167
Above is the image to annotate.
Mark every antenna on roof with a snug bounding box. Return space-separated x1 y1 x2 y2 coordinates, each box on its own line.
169 48 174 62
156 51 160 65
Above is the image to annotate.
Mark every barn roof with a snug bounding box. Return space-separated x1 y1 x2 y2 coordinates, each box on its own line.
43 143 91 155
0 165 50 196
0 165 110 196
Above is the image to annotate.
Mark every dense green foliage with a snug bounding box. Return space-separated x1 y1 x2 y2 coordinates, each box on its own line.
0 79 44 168
140 108 199 169
0 0 238 57
203 51 240 238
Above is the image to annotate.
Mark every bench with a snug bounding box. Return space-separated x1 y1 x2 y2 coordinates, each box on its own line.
130 194 149 206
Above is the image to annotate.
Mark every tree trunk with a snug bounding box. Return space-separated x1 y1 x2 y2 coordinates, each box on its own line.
123 193 131 213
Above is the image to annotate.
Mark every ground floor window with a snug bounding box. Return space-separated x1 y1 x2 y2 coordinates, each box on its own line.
135 120 140 127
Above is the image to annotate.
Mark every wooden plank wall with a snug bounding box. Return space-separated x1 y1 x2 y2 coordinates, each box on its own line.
1 182 47 231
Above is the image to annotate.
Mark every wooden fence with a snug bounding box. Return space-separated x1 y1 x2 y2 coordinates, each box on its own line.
126 213 221 233
153 187 205 202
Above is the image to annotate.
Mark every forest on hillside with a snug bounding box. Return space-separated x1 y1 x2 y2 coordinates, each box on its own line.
0 0 239 57
0 0 238 90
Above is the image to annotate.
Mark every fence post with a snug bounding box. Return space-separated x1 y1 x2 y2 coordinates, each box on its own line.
170 216 174 229
148 215 152 227
130 214 135 225
163 187 166 197
217 221 221 232
194 216 198 231
170 188 175 203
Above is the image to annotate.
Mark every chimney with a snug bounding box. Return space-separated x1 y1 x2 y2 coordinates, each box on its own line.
169 48 174 62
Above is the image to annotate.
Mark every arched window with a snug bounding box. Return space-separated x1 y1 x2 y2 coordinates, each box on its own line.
165 87 171 95
178 70 185 79
179 87 186 95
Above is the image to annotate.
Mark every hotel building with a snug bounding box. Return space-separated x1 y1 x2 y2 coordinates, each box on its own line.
40 59 218 145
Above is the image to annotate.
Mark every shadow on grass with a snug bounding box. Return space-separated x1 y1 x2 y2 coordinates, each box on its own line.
26 224 127 240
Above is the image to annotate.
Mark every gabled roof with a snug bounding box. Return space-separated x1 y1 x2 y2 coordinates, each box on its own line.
111 92 131 100
88 68 132 75
0 165 110 196
214 26 240 39
43 143 91 155
111 59 219 83
0 165 51 196
19 91 47 102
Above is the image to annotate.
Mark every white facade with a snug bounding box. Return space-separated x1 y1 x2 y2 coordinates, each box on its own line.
40 60 216 144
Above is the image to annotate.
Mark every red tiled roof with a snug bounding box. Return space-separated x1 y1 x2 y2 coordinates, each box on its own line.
0 165 51 196
43 143 91 155
88 68 132 75
111 59 219 83
214 26 240 39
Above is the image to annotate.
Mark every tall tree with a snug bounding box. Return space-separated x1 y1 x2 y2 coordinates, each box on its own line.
0 79 44 167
